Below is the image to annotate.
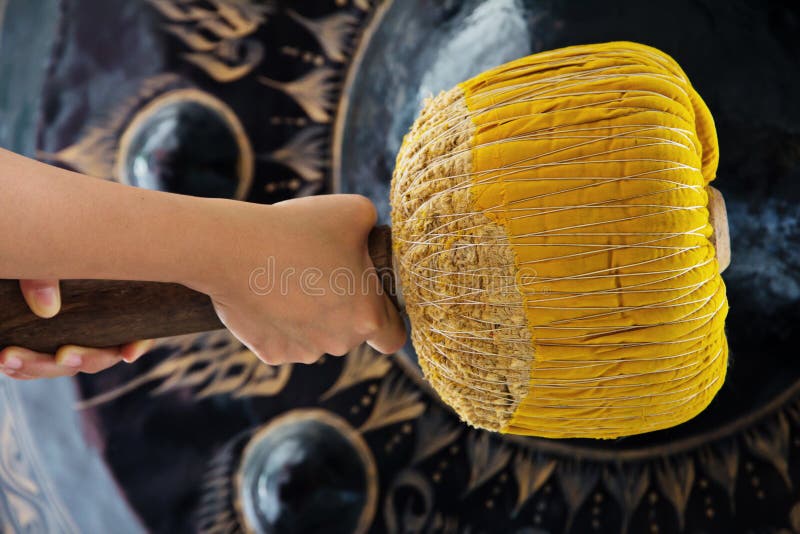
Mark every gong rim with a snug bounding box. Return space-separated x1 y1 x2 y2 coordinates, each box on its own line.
331 0 800 459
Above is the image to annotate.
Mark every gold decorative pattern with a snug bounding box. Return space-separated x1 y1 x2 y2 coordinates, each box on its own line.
77 331 291 409
196 436 243 534
512 451 556 517
654 455 696 532
0 383 78 533
410 407 463 465
558 459 601 534
791 501 800 533
696 439 739 513
383 469 434 534
40 1 358 205
0 410 45 533
463 432 513 495
287 9 359 63
743 412 793 491
182 41 264 83
260 125 329 185
146 0 214 22
602 463 650 534
358 371 426 433
259 67 338 124
320 344 392 401
148 0 272 82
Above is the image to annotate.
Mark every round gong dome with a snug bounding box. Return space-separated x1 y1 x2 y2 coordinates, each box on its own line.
236 410 377 534
334 0 800 449
117 89 253 199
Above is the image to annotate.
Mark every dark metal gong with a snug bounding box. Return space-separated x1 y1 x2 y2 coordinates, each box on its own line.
336 0 800 449
2 1 799 533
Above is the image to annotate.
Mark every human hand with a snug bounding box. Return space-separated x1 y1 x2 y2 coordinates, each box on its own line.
198 194 406 365
0 280 155 380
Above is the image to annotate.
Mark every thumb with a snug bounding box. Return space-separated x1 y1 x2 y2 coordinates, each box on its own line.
19 279 61 319
366 293 407 355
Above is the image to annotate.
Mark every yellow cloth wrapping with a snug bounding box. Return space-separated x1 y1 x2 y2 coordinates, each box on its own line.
458 42 728 438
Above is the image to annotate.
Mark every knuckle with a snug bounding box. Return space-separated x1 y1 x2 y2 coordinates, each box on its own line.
289 347 317 365
355 306 385 336
326 342 349 357
282 347 300 363
248 337 282 365
356 321 379 337
251 344 278 365
349 195 377 226
302 353 322 365
255 351 279 366
279 339 320 365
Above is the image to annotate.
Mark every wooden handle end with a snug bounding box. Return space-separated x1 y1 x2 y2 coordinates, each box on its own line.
707 186 731 273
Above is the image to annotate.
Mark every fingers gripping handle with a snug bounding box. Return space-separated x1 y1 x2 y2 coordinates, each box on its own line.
0 226 398 354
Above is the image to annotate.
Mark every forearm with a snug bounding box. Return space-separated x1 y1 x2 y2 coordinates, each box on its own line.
0 148 241 289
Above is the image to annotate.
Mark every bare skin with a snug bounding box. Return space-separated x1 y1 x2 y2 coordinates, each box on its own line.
0 149 406 379
1 280 155 379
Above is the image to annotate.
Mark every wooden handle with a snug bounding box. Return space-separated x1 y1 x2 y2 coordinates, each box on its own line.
0 280 223 353
367 224 398 308
706 186 731 273
0 226 396 354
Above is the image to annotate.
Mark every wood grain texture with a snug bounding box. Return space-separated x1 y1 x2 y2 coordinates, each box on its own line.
0 226 396 353
366 224 399 309
0 279 223 353
707 186 731 273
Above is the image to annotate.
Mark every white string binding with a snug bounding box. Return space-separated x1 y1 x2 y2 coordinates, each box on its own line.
391 47 725 432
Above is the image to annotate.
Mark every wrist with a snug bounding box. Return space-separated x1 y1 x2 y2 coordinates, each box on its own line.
178 197 275 297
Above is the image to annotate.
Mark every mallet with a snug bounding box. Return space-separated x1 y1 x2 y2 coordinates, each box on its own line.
0 42 730 439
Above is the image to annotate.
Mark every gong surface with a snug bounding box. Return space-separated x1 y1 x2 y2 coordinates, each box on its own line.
336 0 800 449
5 1 800 533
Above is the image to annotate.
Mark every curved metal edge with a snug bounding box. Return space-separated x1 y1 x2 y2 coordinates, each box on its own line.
328 0 800 463
233 408 378 534
330 0 394 197
115 88 255 200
